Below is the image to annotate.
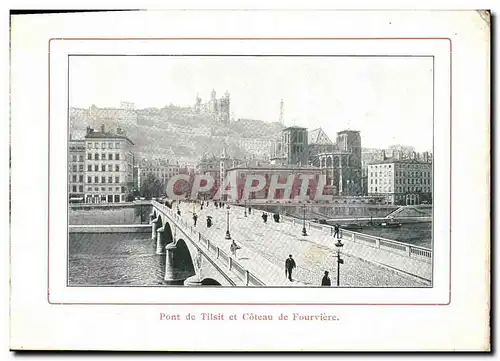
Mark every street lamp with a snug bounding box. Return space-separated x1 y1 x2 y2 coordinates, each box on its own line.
335 239 344 287
225 204 231 239
301 204 308 236
244 199 247 217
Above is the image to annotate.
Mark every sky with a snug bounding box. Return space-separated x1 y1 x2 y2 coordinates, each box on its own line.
69 56 433 152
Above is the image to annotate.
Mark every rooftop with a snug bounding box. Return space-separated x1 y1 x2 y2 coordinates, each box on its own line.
368 158 432 165
84 131 134 145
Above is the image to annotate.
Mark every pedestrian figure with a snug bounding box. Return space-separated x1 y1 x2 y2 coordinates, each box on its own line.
206 216 212 228
248 207 251 214
285 254 296 282
177 208 181 216
193 213 198 226
321 271 331 286
333 224 339 238
262 212 268 223
273 213 280 223
230 240 241 258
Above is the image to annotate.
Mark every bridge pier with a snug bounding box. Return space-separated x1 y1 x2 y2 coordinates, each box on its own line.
164 243 196 285
151 218 160 240
183 274 203 287
156 227 166 254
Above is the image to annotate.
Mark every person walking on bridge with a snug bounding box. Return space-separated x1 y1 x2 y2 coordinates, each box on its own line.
262 212 268 223
193 213 198 226
321 271 331 286
333 224 339 238
230 240 241 259
285 254 297 282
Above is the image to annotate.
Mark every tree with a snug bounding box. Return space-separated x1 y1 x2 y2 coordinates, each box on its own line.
140 173 165 199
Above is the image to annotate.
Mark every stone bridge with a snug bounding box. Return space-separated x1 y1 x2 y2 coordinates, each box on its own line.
150 201 264 287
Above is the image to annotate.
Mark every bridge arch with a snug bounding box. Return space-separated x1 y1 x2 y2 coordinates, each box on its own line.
174 239 196 277
201 278 222 286
163 221 174 246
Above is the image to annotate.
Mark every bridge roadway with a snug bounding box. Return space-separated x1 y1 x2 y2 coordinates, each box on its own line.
173 201 431 287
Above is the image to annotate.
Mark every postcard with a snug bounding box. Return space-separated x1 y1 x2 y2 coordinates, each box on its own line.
9 9 490 351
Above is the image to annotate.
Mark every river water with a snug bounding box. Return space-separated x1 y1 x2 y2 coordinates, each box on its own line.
338 223 432 249
68 233 166 286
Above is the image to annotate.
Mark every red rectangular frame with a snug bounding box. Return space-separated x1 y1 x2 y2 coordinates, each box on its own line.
48 37 452 306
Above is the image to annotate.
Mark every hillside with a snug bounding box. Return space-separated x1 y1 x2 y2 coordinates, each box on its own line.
69 106 283 163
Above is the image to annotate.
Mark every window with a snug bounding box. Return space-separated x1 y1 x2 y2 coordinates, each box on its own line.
88 153 92 160
94 176 99 183
79 175 83 182
115 187 120 191
87 165 92 171
94 165 99 172
72 155 77 162
94 187 98 191
72 165 77 172
115 165 119 172
95 153 99 160
108 176 113 183
72 175 77 182
101 165 106 172
87 187 92 191
102 143 107 149
87 176 92 183
108 154 113 160
101 176 106 183
95 143 100 149
72 185 77 192
79 155 84 162
115 142 119 149
101 187 105 191
79 165 83 171
108 187 112 191
115 153 120 160
102 153 106 160
109 142 113 149
79 185 83 192
108 164 112 171
115 176 119 183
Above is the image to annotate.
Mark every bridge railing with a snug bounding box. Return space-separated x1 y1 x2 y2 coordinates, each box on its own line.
152 201 265 286
280 213 432 262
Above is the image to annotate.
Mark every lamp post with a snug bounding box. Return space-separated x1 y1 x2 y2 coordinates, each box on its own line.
335 238 344 286
301 204 308 236
225 204 231 239
244 199 247 217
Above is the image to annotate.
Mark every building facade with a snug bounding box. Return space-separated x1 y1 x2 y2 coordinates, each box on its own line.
316 130 363 196
278 126 309 166
83 126 135 203
225 164 327 202
137 158 183 193
68 139 85 202
367 159 433 205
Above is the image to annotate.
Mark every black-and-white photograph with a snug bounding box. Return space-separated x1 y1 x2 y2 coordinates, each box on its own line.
68 55 433 288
